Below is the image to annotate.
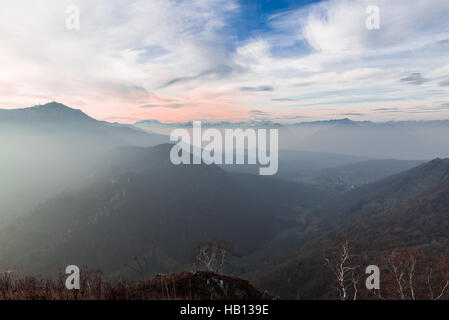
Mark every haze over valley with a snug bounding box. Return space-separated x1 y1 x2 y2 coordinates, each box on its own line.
1 0 449 301
1 102 449 299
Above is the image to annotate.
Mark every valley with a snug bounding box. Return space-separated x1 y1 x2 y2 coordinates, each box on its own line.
0 102 448 300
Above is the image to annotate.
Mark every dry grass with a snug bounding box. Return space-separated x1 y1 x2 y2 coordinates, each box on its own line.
0 270 270 300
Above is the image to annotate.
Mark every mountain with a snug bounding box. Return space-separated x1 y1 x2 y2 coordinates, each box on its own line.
3 104 449 299
0 102 167 144
0 144 331 277
278 119 449 159
315 159 425 191
0 102 95 124
0 102 168 218
242 158 449 299
222 151 423 192
315 158 449 227
135 119 283 129
330 158 449 249
137 117 449 160
220 149 369 182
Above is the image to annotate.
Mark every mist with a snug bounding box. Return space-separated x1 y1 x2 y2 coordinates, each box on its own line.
0 103 167 220
277 120 449 160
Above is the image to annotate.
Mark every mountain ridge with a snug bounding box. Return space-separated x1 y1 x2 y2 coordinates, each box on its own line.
0 102 168 218
244 157 449 299
0 102 96 124
0 143 330 277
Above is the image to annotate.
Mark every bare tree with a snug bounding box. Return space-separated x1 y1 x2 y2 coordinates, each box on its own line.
383 248 421 300
193 240 237 273
324 239 449 300
379 247 449 300
426 261 449 300
324 237 360 300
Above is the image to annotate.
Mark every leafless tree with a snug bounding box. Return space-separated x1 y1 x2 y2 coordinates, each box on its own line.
383 248 420 300
379 247 449 300
193 240 237 273
324 237 360 300
426 266 449 300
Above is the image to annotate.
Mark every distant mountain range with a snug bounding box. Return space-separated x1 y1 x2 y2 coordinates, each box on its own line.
283 119 449 159
135 117 449 129
136 117 449 160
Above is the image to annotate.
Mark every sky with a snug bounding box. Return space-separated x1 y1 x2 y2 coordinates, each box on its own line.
1 0 449 124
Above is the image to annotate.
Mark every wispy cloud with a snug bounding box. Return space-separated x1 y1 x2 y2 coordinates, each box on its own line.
141 104 184 109
400 73 429 85
272 98 298 102
240 85 274 92
373 107 401 113
250 109 268 115
1 0 449 123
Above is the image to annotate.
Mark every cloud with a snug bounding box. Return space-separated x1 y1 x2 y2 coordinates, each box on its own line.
250 109 268 115
240 85 274 92
141 103 184 109
0 0 239 120
400 73 429 85
293 82 314 87
272 98 297 102
1 0 449 123
104 116 141 122
159 65 235 88
289 0 449 57
250 109 272 121
343 113 364 116
427 103 449 111
373 107 401 113
278 115 307 120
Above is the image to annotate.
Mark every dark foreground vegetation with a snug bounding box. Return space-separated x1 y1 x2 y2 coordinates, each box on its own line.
0 270 271 300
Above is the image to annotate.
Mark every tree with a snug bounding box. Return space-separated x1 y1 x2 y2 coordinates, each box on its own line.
193 240 237 273
380 248 449 300
384 248 419 300
324 236 360 300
